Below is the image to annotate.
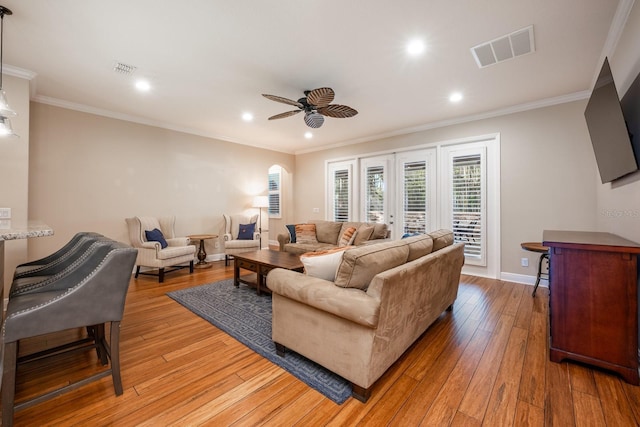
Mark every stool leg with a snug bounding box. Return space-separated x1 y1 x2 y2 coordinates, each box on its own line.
532 253 548 297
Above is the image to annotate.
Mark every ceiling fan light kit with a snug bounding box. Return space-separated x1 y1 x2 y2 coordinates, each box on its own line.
262 87 357 128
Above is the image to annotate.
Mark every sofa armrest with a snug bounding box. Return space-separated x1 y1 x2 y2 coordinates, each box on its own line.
267 268 380 328
141 241 161 251
276 233 290 251
253 231 261 241
223 233 233 242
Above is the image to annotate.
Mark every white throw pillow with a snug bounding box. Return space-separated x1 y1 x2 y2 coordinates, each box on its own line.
300 248 347 281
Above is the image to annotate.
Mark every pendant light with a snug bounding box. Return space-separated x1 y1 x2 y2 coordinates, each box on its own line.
0 5 17 137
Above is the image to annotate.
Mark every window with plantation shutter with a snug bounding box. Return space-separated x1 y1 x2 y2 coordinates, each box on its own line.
327 160 354 222
268 166 281 218
449 149 485 264
365 165 385 223
396 149 436 236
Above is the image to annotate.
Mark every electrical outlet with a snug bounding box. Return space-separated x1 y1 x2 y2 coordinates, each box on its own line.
0 208 11 219
521 257 529 267
312 207 319 213
214 241 219 249
0 219 10 229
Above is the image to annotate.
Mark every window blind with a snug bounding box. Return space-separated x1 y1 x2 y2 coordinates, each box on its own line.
403 161 427 234
451 154 483 259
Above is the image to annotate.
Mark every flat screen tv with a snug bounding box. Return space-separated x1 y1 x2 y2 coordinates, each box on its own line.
584 57 638 183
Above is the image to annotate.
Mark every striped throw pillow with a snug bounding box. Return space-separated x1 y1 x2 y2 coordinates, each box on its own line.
295 224 318 244
339 227 357 247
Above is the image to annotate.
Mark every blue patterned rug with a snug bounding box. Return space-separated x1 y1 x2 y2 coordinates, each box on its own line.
167 279 351 404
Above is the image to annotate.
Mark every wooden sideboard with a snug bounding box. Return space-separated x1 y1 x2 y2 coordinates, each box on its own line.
543 230 640 384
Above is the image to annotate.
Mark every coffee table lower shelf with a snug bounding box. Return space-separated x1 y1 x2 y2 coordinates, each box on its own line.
233 250 304 295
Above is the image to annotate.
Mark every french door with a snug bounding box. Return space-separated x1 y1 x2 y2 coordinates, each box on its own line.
326 134 500 277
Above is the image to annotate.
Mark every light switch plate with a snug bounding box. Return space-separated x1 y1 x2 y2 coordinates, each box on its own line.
0 208 10 219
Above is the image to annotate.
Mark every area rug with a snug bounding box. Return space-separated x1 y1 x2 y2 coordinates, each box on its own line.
167 279 352 404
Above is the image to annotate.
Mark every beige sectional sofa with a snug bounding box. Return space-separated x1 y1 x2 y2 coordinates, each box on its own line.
267 229 465 402
277 220 390 255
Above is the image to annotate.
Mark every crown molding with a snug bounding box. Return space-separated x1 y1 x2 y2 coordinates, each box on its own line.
32 95 295 154
294 90 590 155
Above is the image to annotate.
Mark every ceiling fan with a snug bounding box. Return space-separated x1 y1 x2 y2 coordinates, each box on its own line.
262 87 358 128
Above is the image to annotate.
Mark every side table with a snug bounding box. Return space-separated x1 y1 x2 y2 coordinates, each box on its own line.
187 234 218 269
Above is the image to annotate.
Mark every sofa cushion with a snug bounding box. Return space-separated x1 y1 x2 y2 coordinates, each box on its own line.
338 227 357 246
283 242 336 256
286 224 297 243
403 234 434 262
310 220 343 244
353 225 374 245
335 240 409 290
296 224 318 244
371 223 389 240
300 247 349 281
429 229 454 251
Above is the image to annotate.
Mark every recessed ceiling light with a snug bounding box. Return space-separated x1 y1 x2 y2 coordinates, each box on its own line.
135 80 151 92
407 39 425 56
449 92 463 103
304 132 313 139
242 112 254 122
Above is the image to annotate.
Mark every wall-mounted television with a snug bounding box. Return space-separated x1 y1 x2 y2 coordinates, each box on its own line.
584 57 639 184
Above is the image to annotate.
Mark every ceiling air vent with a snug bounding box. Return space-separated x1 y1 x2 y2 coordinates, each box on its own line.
471 25 535 68
113 61 137 75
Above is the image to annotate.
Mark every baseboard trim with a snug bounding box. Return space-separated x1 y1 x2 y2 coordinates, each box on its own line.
500 272 548 288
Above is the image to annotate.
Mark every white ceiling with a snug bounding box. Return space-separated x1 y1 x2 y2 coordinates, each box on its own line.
1 0 623 154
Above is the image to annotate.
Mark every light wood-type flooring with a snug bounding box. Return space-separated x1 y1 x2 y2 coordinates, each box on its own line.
7 260 640 426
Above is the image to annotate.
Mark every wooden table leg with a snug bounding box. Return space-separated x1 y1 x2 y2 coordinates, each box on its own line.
233 258 240 287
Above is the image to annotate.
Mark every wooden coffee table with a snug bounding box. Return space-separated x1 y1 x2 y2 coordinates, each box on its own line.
233 250 304 295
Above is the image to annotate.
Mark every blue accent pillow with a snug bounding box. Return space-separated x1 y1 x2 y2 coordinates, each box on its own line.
286 224 297 243
237 223 255 240
145 228 168 248
402 232 422 239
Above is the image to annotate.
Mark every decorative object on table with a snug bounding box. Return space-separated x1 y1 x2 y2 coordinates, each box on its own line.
222 213 260 266
167 278 352 404
0 5 17 137
252 195 269 249
125 216 195 283
187 234 218 269
262 87 358 128
520 241 549 296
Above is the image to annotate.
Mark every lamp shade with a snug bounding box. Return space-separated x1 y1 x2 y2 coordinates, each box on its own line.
252 196 269 208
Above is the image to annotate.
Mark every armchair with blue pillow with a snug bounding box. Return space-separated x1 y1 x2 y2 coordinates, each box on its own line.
223 213 261 266
125 216 196 283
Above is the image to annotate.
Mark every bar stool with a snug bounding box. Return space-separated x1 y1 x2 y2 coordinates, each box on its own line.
521 242 549 297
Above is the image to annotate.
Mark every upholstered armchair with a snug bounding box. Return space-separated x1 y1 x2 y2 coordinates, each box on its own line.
125 216 196 282
223 213 260 266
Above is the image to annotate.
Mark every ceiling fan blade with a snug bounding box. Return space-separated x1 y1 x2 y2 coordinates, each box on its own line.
306 87 335 107
318 105 358 118
268 110 302 120
262 94 303 108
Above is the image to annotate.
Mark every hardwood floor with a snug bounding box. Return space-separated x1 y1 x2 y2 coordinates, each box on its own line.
8 261 640 426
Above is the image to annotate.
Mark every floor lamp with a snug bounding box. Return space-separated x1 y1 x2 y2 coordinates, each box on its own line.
252 196 269 249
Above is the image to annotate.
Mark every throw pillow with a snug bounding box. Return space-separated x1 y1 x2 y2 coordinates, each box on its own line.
300 247 349 281
335 240 409 290
311 220 343 244
295 224 318 244
237 223 255 240
285 224 297 243
338 227 357 247
145 228 168 249
353 225 374 245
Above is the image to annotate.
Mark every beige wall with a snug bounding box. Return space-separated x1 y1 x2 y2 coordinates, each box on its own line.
28 102 294 266
598 1 640 242
294 100 598 278
0 75 31 290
